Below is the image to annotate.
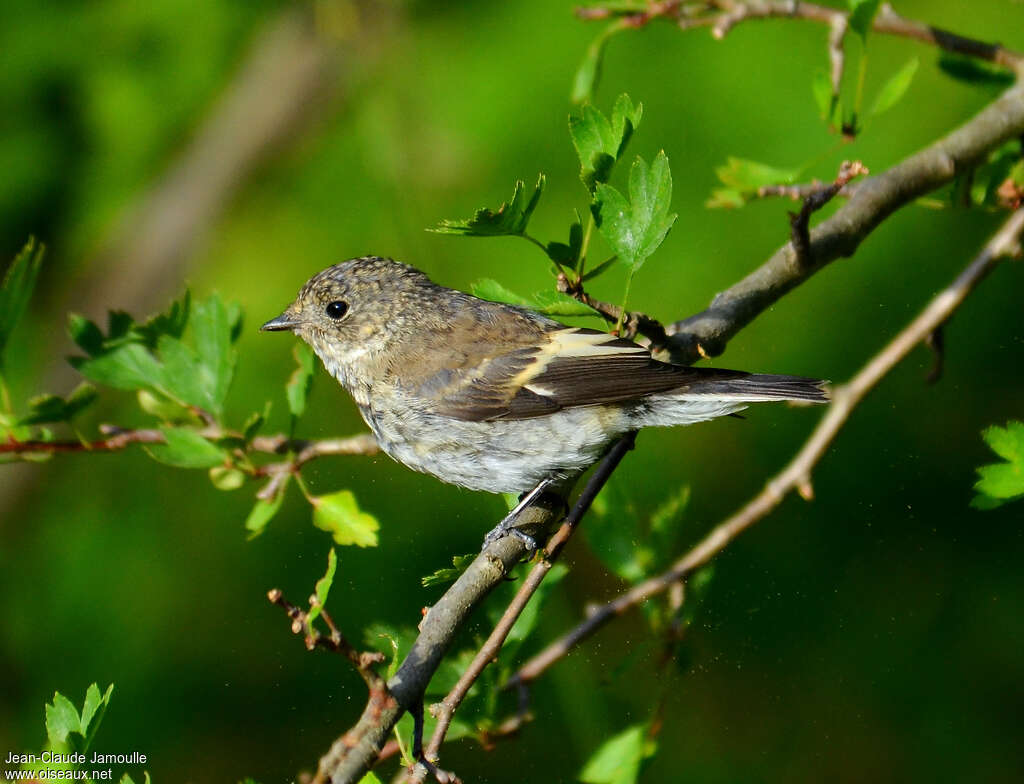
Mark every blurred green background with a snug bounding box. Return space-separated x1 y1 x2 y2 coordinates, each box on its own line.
2 0 1023 781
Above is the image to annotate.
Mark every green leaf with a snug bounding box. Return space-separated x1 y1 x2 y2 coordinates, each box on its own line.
972 421 1024 509
847 0 880 42
18 383 98 425
579 723 656 784
811 70 840 126
80 683 113 751
313 489 380 547
286 343 316 418
137 389 191 422
593 151 677 273
570 94 642 191
245 485 287 538
573 23 623 103
870 58 919 116
938 53 1015 87
431 175 545 236
546 217 585 269
145 427 228 469
705 188 746 209
308 548 338 627
357 774 384 784
470 279 601 318
422 553 476 587
70 340 164 392
69 293 239 421
0 238 45 367
715 157 800 190
45 692 82 748
209 465 245 491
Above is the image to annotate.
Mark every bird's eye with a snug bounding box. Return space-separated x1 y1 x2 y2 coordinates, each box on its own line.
325 301 349 320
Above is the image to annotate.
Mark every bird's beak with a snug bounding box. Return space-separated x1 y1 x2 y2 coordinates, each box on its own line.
261 310 300 332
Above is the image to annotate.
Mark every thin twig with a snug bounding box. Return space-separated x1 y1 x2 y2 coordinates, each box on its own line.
507 207 1024 689
578 1 1024 73
268 588 387 691
788 161 869 267
556 274 669 346
0 427 378 461
409 434 638 782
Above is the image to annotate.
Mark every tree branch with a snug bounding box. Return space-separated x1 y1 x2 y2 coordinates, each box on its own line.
507 206 1024 689
409 434 637 782
664 80 1024 363
0 427 378 462
316 437 638 784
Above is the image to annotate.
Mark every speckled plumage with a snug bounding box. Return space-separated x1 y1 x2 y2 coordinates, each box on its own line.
262 257 827 494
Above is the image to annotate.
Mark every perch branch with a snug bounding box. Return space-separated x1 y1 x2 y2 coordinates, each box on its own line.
318 437 637 784
409 434 637 782
507 206 1024 689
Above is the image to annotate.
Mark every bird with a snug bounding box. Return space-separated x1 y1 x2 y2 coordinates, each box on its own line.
262 256 827 542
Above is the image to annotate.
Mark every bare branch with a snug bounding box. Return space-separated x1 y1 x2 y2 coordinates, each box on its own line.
268 588 387 692
0 428 377 460
508 206 1024 689
578 1 1024 73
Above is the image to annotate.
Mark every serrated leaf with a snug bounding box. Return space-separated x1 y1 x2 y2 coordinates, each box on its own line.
287 343 316 418
422 553 476 587
18 383 98 425
570 94 642 191
308 548 338 627
70 340 164 392
938 53 1015 87
80 683 113 751
145 427 227 469
579 723 655 784
431 175 545 236
313 490 380 547
593 151 677 272
245 486 287 538
0 238 44 366
45 692 81 748
847 0 880 42
972 421 1024 509
870 58 918 116
69 293 238 421
68 314 104 356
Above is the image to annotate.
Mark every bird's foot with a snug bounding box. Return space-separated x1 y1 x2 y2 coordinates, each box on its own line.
480 478 555 552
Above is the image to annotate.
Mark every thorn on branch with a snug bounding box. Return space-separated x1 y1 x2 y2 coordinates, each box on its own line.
788 161 869 268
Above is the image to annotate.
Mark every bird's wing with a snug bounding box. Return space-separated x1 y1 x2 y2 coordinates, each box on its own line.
416 327 736 421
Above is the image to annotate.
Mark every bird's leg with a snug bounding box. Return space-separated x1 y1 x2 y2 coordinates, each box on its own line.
482 478 560 552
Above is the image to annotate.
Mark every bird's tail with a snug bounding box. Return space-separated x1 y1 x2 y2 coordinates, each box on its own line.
635 371 828 429
677 371 830 404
